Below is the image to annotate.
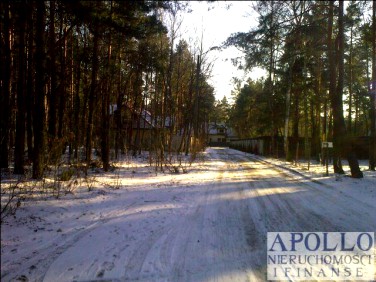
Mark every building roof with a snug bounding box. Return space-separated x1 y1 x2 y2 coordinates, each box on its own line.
208 122 238 139
208 122 227 135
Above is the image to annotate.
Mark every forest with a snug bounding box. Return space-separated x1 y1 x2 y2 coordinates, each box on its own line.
0 0 375 182
1 2 376 280
0 1 215 180
225 0 375 178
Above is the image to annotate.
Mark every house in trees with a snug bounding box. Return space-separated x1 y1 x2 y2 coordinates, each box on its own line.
111 103 186 152
208 123 238 146
111 103 157 152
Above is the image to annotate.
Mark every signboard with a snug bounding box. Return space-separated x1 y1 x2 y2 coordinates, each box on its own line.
267 232 375 281
322 141 333 148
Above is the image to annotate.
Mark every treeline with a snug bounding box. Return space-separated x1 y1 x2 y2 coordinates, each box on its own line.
0 1 215 178
226 0 375 178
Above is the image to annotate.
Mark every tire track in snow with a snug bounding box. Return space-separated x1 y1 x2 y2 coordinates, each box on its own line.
230 149 375 231
219 148 376 281
123 148 257 281
130 149 229 281
41 151 225 281
8 147 374 282
1 198 140 282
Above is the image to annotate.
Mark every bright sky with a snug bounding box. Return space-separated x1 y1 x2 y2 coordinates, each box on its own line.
175 1 267 102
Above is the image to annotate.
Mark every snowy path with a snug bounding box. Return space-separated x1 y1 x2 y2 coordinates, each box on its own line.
1 147 375 281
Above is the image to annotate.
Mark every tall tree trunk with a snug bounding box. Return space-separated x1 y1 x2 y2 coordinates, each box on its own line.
303 58 310 168
132 66 142 157
193 55 201 140
14 3 27 174
115 53 125 158
167 26 176 156
333 1 362 178
284 63 293 161
26 1 34 162
73 26 81 160
48 0 57 141
340 1 362 178
33 1 46 179
312 54 322 160
185 68 195 156
57 18 66 140
101 83 110 170
268 1 276 156
369 1 376 170
328 1 344 174
101 21 112 171
347 25 353 134
81 31 89 158
85 22 99 164
292 86 300 164
0 1 11 169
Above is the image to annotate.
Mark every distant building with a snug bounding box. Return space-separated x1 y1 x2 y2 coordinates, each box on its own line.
110 103 190 152
208 122 238 146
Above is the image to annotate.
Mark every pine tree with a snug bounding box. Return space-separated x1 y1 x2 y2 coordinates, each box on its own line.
33 1 47 179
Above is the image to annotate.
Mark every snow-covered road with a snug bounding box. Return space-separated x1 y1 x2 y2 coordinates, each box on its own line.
1 147 375 281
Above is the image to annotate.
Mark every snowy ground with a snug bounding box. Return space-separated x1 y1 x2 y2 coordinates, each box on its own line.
1 147 375 282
